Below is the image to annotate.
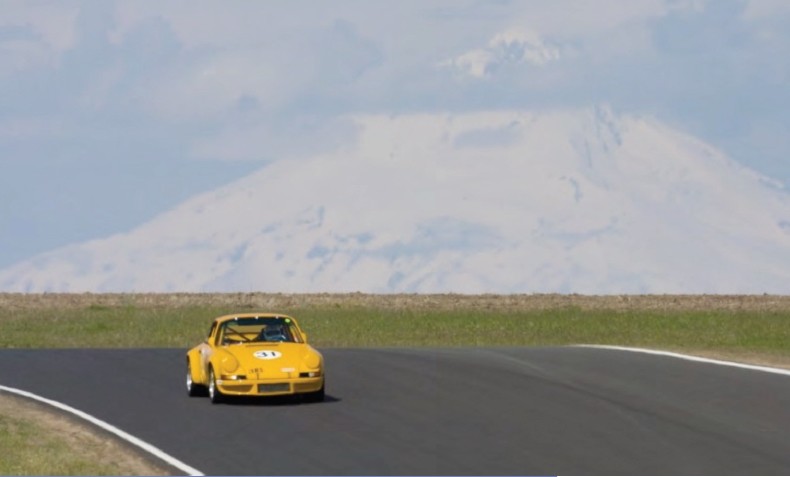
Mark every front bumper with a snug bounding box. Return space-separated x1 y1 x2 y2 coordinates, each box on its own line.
216 376 323 396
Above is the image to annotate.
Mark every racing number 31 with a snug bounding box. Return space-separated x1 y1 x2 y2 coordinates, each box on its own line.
253 350 282 360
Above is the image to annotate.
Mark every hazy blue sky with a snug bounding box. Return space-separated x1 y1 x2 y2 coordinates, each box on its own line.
2 0 789 268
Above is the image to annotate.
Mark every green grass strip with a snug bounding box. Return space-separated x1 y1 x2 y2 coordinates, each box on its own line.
1 305 788 361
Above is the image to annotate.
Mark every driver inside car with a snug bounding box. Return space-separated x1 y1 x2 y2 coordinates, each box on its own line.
258 325 290 342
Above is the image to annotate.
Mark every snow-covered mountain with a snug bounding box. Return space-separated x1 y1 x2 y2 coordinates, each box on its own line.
3 106 790 294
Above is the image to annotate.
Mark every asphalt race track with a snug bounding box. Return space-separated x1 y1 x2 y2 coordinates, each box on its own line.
1 347 790 475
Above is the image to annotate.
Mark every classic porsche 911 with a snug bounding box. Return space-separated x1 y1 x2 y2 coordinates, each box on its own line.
186 313 324 403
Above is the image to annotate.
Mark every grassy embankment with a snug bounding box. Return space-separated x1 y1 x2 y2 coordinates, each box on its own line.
0 393 170 476
1 293 788 475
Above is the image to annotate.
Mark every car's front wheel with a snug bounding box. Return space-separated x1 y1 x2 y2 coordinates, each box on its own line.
208 367 223 404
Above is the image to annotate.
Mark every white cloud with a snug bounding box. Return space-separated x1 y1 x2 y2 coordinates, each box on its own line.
119 11 380 122
508 0 669 37
0 1 79 52
742 0 790 20
442 48 491 79
440 27 561 78
137 50 284 120
740 0 790 52
0 2 79 74
0 39 53 75
112 1 337 49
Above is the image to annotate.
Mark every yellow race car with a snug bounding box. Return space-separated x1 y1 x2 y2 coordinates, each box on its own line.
186 313 324 403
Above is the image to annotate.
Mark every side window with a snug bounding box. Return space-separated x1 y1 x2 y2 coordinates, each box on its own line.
208 322 217 341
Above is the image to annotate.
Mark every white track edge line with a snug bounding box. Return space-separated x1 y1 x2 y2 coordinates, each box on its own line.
574 345 790 377
0 385 204 476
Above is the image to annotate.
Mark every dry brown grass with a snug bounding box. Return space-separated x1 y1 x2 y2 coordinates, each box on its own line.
3 292 790 313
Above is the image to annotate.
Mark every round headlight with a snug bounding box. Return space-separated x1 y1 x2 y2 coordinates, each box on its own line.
221 354 239 373
303 352 321 370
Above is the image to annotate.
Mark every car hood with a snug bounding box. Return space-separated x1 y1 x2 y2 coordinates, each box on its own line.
219 342 321 378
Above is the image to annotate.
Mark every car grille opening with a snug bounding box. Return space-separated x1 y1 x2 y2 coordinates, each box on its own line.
294 383 318 393
258 383 290 393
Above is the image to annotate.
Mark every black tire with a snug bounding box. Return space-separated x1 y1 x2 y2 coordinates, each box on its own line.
208 367 223 404
186 361 203 397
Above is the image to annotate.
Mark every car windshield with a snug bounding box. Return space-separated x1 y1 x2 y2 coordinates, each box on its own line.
218 317 300 345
